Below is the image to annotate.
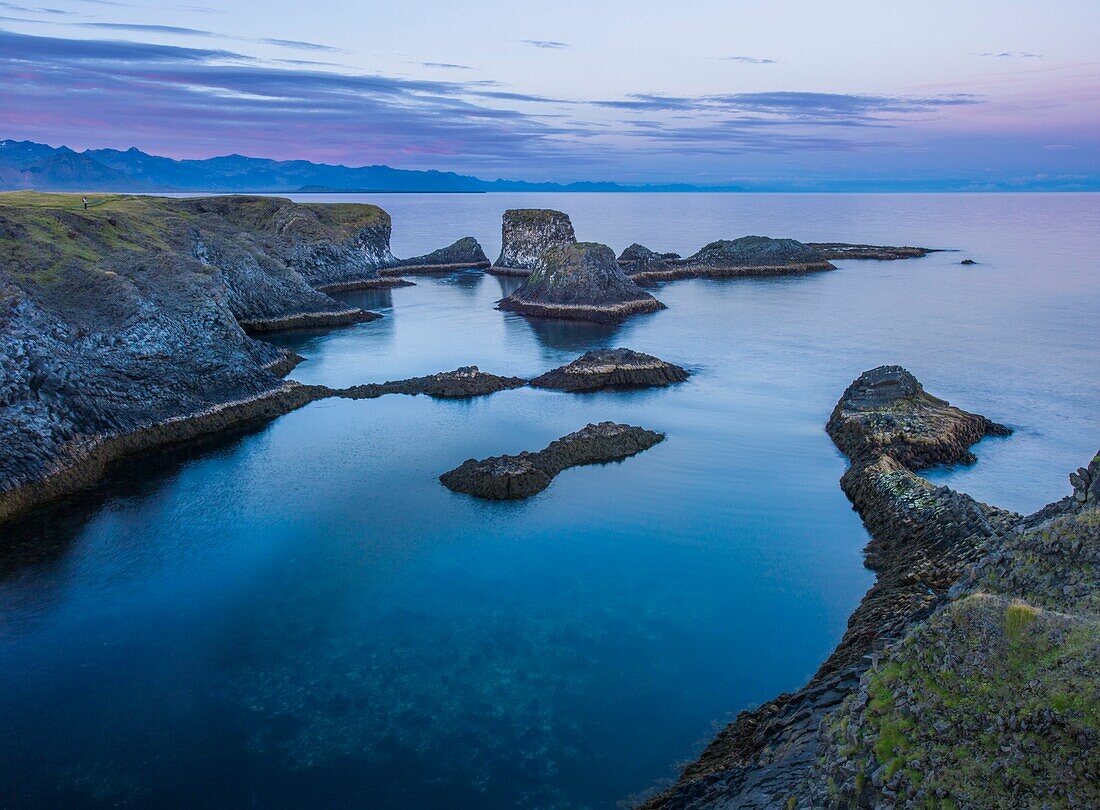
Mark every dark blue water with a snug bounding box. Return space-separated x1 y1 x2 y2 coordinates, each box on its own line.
1 194 1097 808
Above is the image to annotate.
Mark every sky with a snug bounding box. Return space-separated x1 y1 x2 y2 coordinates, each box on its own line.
1 0 1098 189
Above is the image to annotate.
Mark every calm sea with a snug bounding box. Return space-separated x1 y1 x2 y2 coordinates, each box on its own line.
1 193 1097 808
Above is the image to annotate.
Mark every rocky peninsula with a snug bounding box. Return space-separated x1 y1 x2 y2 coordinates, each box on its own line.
643 367 1097 809
439 421 664 500
498 242 665 324
531 348 689 392
0 192 487 524
489 208 576 276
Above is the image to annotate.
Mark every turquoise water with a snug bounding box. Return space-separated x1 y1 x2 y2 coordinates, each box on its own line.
1 194 1097 808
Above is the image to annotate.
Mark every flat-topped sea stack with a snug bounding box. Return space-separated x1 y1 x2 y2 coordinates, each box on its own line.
807 242 937 260
384 237 490 276
616 244 686 285
489 208 576 276
497 242 664 324
531 348 688 392
827 365 1011 469
677 235 835 277
440 421 664 500
337 366 525 400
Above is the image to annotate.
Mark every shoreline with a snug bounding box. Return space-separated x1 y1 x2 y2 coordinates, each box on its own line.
0 382 329 527
641 369 1029 808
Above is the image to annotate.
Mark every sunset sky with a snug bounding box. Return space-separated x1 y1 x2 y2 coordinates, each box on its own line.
2 0 1098 188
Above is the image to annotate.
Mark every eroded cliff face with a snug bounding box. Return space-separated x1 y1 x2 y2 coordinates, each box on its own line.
0 193 406 522
491 209 576 275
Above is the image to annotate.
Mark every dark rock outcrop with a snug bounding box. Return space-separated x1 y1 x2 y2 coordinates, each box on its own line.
190 195 402 294
440 421 664 500
826 365 1011 469
385 236 491 275
807 242 936 260
336 366 525 400
489 208 576 276
677 236 835 277
617 244 685 285
0 193 417 523
531 348 688 392
498 242 665 324
961 258 977 265
643 367 1021 810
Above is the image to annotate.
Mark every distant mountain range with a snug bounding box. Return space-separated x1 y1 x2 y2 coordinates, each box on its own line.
0 140 739 194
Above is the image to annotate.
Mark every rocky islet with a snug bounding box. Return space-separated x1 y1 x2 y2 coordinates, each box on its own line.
498 241 665 324
530 348 689 392
439 421 665 500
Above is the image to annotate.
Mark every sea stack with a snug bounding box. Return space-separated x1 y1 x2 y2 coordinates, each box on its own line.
386 237 491 275
497 242 665 324
679 236 834 277
490 208 576 276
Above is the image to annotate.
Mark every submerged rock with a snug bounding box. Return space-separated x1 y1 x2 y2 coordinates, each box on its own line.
679 236 835 277
531 348 689 392
490 209 576 276
960 258 977 265
440 421 664 499
337 366 525 400
826 365 1011 469
807 242 937 260
386 237 491 275
498 242 664 324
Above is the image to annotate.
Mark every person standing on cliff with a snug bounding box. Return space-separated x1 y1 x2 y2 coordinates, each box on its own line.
82 196 88 210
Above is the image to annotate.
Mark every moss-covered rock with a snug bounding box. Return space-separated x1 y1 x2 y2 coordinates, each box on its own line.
498 242 665 324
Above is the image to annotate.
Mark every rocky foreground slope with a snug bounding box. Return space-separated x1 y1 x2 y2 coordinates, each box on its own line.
0 192 478 523
644 366 1098 809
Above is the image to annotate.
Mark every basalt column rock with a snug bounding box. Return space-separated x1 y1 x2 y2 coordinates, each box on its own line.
489 208 576 276
497 242 665 324
826 364 1011 469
